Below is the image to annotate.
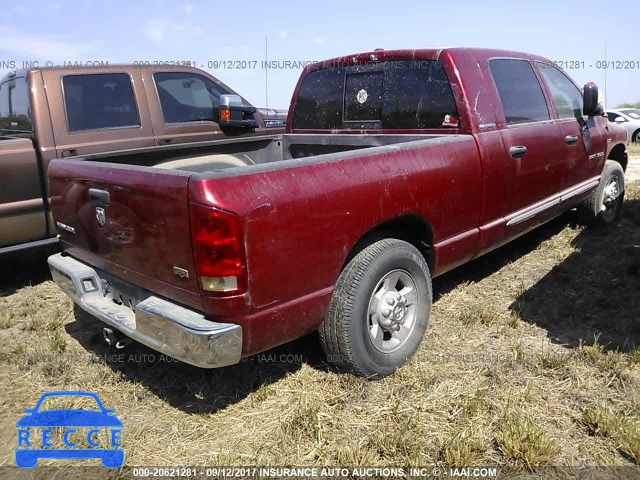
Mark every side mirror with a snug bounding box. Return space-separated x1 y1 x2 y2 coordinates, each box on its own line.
218 94 258 129
583 83 600 116
614 116 626 123
220 94 243 109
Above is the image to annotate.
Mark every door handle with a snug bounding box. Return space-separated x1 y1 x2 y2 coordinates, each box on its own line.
565 135 579 145
509 145 527 158
60 149 78 157
88 188 110 207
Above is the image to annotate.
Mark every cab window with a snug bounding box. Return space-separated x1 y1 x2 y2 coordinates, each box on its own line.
536 64 583 120
489 59 550 125
153 72 228 124
63 73 140 132
344 70 383 124
382 61 459 129
0 77 33 134
0 81 9 133
291 67 345 130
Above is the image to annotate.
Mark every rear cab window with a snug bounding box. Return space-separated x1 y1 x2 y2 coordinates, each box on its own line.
0 77 33 135
292 60 460 131
344 69 383 128
62 73 140 132
153 72 229 124
488 59 550 125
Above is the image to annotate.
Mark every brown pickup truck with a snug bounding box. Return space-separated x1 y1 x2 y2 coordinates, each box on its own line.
0 65 274 254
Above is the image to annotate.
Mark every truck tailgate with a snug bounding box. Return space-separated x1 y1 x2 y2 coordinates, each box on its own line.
48 159 203 309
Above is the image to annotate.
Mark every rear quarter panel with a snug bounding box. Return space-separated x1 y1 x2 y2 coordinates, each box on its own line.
190 136 482 312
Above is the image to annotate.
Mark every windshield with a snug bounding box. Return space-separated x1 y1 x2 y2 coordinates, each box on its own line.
620 109 640 120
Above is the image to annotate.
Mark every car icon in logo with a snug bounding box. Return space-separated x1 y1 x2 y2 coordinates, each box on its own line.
15 391 123 468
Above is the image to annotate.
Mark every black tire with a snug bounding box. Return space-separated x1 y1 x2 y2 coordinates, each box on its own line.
577 160 625 226
633 130 640 144
319 239 432 378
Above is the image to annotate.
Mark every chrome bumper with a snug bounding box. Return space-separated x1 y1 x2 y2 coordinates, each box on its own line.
48 253 242 368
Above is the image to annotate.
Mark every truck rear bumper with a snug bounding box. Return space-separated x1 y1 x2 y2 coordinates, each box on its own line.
47 253 242 368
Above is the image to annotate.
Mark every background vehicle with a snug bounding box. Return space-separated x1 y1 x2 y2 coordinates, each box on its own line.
0 65 279 254
257 107 288 128
605 108 640 143
47 48 628 379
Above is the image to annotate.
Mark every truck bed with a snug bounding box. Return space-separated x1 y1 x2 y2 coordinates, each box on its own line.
48 132 480 336
76 133 453 173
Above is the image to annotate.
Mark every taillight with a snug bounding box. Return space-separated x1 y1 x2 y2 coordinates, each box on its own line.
189 203 245 295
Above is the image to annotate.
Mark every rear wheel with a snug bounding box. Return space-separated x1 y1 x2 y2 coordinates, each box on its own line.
633 130 640 144
577 160 624 226
319 239 432 378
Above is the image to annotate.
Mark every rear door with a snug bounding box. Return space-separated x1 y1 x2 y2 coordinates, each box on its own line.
488 58 567 222
43 70 156 158
536 63 606 187
0 77 48 247
48 159 203 309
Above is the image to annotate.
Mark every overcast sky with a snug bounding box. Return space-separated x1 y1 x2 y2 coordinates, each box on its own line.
0 0 637 109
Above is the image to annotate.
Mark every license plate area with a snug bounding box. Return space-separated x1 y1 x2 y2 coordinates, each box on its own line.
99 271 146 313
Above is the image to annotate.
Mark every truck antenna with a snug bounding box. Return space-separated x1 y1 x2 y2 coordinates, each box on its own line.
265 36 269 110
603 42 607 109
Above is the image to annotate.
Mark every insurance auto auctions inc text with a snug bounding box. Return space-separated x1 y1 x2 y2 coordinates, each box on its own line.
160 466 501 478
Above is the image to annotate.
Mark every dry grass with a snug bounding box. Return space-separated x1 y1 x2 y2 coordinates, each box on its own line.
582 403 640 464
496 411 560 468
627 143 640 156
1 177 640 473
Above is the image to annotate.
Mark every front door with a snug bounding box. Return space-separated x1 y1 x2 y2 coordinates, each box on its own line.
536 63 606 189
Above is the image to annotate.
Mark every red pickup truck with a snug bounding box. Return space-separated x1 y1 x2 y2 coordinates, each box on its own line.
47 48 628 378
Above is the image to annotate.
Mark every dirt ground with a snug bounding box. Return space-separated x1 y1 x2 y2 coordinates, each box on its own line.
626 153 640 183
0 154 639 480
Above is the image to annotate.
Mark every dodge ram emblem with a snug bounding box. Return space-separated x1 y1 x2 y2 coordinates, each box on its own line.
356 89 368 104
96 207 106 227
